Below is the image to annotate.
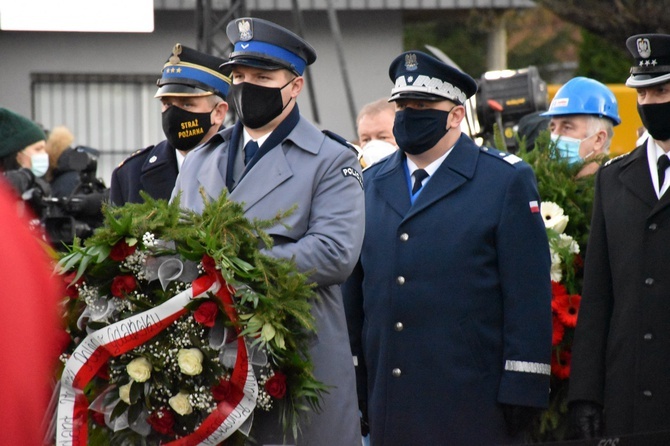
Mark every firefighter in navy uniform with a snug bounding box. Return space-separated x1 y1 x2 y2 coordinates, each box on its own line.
109 44 230 205
568 33 670 439
342 51 552 445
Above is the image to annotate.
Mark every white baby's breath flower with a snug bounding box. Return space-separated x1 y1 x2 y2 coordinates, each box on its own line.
541 201 569 234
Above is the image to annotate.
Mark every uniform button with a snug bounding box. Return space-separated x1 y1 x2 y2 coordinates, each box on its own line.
392 368 402 377
645 277 655 286
394 322 404 331
399 233 409 242
649 223 658 231
644 333 654 341
396 276 405 285
643 390 652 397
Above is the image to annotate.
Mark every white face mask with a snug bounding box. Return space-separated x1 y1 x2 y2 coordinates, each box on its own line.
30 152 49 178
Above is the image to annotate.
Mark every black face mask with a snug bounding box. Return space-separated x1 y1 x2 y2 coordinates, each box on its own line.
162 105 214 152
638 102 670 142
393 108 452 155
230 79 293 129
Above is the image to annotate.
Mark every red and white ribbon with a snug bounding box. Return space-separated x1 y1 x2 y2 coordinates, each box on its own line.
56 275 257 445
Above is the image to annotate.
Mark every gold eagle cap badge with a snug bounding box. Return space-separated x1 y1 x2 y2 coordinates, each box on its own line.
169 43 182 65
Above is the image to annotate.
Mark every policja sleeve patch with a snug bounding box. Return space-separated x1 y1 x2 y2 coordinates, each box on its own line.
341 167 363 190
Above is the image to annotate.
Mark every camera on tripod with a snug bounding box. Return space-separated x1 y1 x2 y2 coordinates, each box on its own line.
41 146 108 248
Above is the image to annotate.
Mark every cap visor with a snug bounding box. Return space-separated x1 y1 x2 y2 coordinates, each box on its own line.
388 91 448 102
220 57 286 74
154 84 213 98
626 72 670 88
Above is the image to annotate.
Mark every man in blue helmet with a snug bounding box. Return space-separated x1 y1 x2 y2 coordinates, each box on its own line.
568 34 670 439
541 76 621 178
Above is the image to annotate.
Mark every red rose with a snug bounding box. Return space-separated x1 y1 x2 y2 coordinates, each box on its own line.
265 371 287 399
110 275 136 298
212 378 232 402
147 407 175 435
90 410 106 426
109 239 137 262
201 254 217 276
194 301 219 327
63 272 82 299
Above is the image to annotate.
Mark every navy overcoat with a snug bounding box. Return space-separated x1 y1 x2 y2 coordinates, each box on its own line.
343 134 552 445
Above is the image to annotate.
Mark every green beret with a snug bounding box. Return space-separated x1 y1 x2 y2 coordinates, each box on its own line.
0 108 46 158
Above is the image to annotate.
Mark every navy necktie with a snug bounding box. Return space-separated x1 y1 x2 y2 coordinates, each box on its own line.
658 155 670 191
244 140 259 165
412 169 429 195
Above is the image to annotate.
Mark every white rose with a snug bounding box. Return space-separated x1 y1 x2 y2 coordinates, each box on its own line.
169 391 193 415
118 381 133 404
178 348 204 376
126 357 152 382
540 201 569 234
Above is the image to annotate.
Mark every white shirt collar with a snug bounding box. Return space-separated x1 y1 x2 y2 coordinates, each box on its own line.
646 138 670 198
406 146 453 179
176 150 185 171
242 129 272 148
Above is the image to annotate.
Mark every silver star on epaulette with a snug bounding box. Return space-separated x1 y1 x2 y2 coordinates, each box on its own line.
640 61 645 66
652 60 658 66
645 60 651 66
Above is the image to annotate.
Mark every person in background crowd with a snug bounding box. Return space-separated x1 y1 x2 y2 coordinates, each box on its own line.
109 44 230 206
45 125 79 197
515 110 550 151
172 17 364 445
356 97 398 168
568 33 670 439
541 76 621 178
0 107 51 214
0 178 62 446
342 50 552 445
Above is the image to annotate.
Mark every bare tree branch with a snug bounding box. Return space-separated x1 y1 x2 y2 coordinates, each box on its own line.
534 0 670 49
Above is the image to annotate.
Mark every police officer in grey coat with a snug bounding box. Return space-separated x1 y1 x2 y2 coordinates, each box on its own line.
569 33 670 439
171 18 364 446
342 51 552 445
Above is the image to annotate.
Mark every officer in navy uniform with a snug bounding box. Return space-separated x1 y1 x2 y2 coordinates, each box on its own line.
568 34 670 439
109 44 230 205
171 18 364 445
341 51 552 445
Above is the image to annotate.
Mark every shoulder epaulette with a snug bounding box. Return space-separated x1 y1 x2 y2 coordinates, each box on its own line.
603 152 630 167
322 129 360 157
480 146 523 166
116 145 154 168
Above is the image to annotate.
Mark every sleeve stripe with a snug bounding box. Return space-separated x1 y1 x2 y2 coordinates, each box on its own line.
505 360 551 376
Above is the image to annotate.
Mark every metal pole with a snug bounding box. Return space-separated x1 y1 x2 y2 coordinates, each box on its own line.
325 0 358 135
291 0 320 125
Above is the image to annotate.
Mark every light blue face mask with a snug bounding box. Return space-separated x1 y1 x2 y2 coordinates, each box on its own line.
551 134 594 165
30 152 49 178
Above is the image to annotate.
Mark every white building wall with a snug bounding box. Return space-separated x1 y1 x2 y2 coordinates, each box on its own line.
0 8 403 184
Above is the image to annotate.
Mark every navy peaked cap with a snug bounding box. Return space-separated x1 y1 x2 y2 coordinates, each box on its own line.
626 34 670 88
221 17 316 76
155 44 230 99
388 51 477 104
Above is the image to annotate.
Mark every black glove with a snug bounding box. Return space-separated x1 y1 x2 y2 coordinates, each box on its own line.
569 400 603 439
501 404 541 437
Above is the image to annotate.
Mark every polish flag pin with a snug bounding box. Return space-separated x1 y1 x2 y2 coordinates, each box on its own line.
529 200 540 213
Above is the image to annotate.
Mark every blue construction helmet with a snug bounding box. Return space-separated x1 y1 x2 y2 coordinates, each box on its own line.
541 77 621 126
